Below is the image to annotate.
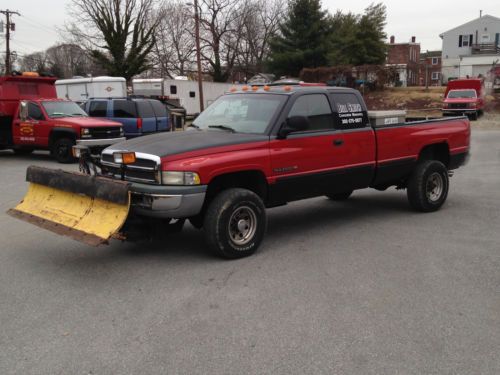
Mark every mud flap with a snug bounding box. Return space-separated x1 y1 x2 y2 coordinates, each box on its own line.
7 166 131 246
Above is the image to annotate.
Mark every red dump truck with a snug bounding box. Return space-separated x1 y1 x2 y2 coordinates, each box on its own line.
442 78 485 120
0 73 125 162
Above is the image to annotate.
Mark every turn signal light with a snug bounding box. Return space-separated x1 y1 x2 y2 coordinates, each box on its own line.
113 152 136 165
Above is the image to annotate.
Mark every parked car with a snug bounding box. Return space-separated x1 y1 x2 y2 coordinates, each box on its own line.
0 73 125 163
442 78 485 120
11 85 470 259
84 98 170 138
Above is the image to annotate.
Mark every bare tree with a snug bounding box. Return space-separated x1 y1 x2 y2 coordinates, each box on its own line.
237 0 284 79
198 0 254 82
65 0 161 81
19 52 49 73
45 43 103 78
152 0 196 78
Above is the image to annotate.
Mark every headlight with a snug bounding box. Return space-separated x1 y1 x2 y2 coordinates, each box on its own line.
80 128 92 138
113 151 136 164
161 171 200 185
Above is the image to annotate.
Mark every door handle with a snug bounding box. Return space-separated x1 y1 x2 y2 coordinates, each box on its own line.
333 139 344 146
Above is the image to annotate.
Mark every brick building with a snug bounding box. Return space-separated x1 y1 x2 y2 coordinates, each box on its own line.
386 36 421 86
418 51 442 86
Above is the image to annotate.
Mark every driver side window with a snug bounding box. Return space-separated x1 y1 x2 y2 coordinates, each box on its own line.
288 94 334 131
28 102 44 121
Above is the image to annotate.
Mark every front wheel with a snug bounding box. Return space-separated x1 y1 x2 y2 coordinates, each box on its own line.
407 160 449 212
203 188 267 259
52 138 75 164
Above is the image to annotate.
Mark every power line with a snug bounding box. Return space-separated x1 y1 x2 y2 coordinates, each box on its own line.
19 15 60 37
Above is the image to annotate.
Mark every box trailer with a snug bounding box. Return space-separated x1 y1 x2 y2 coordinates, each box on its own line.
55 76 127 102
132 78 237 115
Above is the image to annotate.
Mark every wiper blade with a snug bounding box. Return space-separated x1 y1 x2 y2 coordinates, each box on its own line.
208 125 236 133
187 123 200 129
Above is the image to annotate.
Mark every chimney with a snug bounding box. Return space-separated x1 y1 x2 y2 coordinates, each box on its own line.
411 36 416 43
480 10 483 17
390 35 395 44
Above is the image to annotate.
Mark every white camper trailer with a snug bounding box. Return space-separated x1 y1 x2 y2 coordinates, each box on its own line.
132 78 236 115
55 76 127 102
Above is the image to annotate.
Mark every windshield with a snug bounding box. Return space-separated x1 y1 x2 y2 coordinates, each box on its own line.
42 101 88 118
193 94 286 134
447 90 477 99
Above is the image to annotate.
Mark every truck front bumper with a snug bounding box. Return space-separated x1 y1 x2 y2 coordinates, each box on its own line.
76 137 126 147
442 109 477 114
129 182 207 219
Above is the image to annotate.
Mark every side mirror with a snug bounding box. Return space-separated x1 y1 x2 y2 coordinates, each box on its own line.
19 101 28 121
278 116 310 139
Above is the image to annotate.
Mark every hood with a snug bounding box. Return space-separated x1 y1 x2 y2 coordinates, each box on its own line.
54 117 122 128
105 130 269 159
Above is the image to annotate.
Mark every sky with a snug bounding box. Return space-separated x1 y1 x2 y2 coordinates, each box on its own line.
1 0 499 58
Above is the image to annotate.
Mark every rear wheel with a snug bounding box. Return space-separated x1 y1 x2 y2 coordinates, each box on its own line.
203 188 266 259
52 138 75 164
326 190 353 201
407 160 449 212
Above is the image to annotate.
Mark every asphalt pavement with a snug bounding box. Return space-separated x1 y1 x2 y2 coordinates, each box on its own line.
0 130 499 374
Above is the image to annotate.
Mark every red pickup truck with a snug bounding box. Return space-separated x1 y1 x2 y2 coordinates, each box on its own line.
442 78 485 120
10 85 470 259
0 73 125 162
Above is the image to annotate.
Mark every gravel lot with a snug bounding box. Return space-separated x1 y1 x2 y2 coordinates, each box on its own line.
0 129 499 374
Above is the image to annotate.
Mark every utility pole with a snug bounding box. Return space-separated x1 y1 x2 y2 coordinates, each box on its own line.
1 9 20 75
193 0 204 112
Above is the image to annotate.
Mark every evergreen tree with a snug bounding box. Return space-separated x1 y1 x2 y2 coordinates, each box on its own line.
352 3 387 65
268 0 331 77
328 3 387 67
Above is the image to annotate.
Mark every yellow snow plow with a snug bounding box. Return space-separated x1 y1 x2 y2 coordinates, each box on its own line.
7 166 131 246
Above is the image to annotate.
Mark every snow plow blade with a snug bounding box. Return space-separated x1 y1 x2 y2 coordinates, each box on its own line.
7 166 131 246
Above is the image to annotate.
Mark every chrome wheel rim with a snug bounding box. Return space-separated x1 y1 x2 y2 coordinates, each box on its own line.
228 206 257 246
426 172 444 202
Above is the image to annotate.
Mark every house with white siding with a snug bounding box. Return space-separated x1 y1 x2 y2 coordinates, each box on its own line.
440 14 500 83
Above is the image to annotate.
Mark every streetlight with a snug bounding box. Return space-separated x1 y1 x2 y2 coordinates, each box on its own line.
187 0 204 113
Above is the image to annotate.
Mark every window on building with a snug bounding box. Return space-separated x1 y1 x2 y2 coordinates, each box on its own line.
459 34 473 47
432 57 439 65
432 72 440 80
170 85 177 95
189 91 196 98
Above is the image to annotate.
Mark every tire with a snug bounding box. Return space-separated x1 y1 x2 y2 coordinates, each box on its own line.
326 190 353 201
407 160 449 212
52 138 75 163
13 148 33 155
203 188 267 259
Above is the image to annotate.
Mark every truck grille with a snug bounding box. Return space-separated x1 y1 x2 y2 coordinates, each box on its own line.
449 103 467 109
100 154 160 184
90 127 122 139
